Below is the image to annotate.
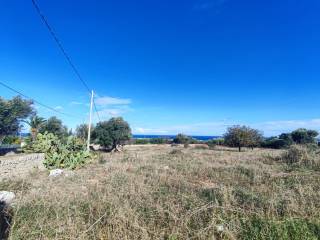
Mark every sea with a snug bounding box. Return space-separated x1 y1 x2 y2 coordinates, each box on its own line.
133 135 220 141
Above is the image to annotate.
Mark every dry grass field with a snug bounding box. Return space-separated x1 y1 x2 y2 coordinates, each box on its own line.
1 145 320 239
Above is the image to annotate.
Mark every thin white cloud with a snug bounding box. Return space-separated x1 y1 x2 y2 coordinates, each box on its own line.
54 106 63 111
92 95 132 121
133 119 320 136
134 127 169 134
94 106 133 120
69 101 83 106
95 96 131 106
253 119 320 136
133 121 232 136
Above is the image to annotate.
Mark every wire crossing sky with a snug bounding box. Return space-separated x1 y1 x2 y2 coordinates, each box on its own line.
0 80 79 118
31 0 101 122
1 0 320 136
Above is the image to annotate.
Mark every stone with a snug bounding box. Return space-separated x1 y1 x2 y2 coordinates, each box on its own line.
90 144 102 151
49 169 64 177
0 192 14 239
4 151 15 156
64 170 75 177
0 191 15 206
216 224 224 232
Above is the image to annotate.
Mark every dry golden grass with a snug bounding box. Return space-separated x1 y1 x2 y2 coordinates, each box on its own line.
4 145 320 239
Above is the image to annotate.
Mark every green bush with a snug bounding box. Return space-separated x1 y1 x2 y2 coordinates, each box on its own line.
281 145 320 170
206 139 217 149
173 134 191 144
291 128 318 144
133 139 150 144
27 132 90 169
150 138 169 144
132 138 169 145
262 137 288 149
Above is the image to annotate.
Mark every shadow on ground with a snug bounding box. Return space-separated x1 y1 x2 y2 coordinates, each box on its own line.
0 201 12 240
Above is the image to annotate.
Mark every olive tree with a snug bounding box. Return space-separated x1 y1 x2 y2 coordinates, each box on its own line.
39 116 69 139
75 124 91 141
224 125 263 152
92 117 131 151
0 96 33 143
291 128 318 144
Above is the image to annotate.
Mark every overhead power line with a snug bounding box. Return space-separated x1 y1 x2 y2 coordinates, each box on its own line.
31 0 91 93
31 0 103 122
93 99 101 122
0 81 78 119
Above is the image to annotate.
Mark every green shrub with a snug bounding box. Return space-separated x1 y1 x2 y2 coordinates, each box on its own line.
206 140 216 149
132 138 169 145
281 145 320 170
262 137 288 149
291 128 318 144
150 138 169 144
26 132 90 169
173 134 191 144
133 139 150 144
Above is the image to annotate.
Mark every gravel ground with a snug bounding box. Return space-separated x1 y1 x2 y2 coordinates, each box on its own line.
0 153 45 180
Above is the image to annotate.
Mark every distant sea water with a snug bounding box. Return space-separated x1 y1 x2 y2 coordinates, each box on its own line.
133 135 220 141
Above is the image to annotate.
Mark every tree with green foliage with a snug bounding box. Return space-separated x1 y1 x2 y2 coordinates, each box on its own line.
75 124 91 141
291 128 318 144
0 96 34 143
279 133 294 146
23 115 46 141
224 125 263 152
92 117 131 151
247 128 264 149
261 137 287 149
39 116 69 139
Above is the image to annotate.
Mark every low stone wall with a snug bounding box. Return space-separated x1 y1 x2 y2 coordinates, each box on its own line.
0 153 45 180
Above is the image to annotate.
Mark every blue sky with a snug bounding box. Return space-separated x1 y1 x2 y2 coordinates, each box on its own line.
1 0 320 136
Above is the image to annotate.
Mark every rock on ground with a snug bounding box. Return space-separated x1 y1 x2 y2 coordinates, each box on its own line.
49 169 64 177
0 192 15 206
0 191 15 240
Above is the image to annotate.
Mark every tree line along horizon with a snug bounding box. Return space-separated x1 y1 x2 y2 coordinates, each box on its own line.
1 96 319 153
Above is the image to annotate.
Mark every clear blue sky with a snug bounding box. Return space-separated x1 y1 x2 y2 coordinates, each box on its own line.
1 0 319 136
